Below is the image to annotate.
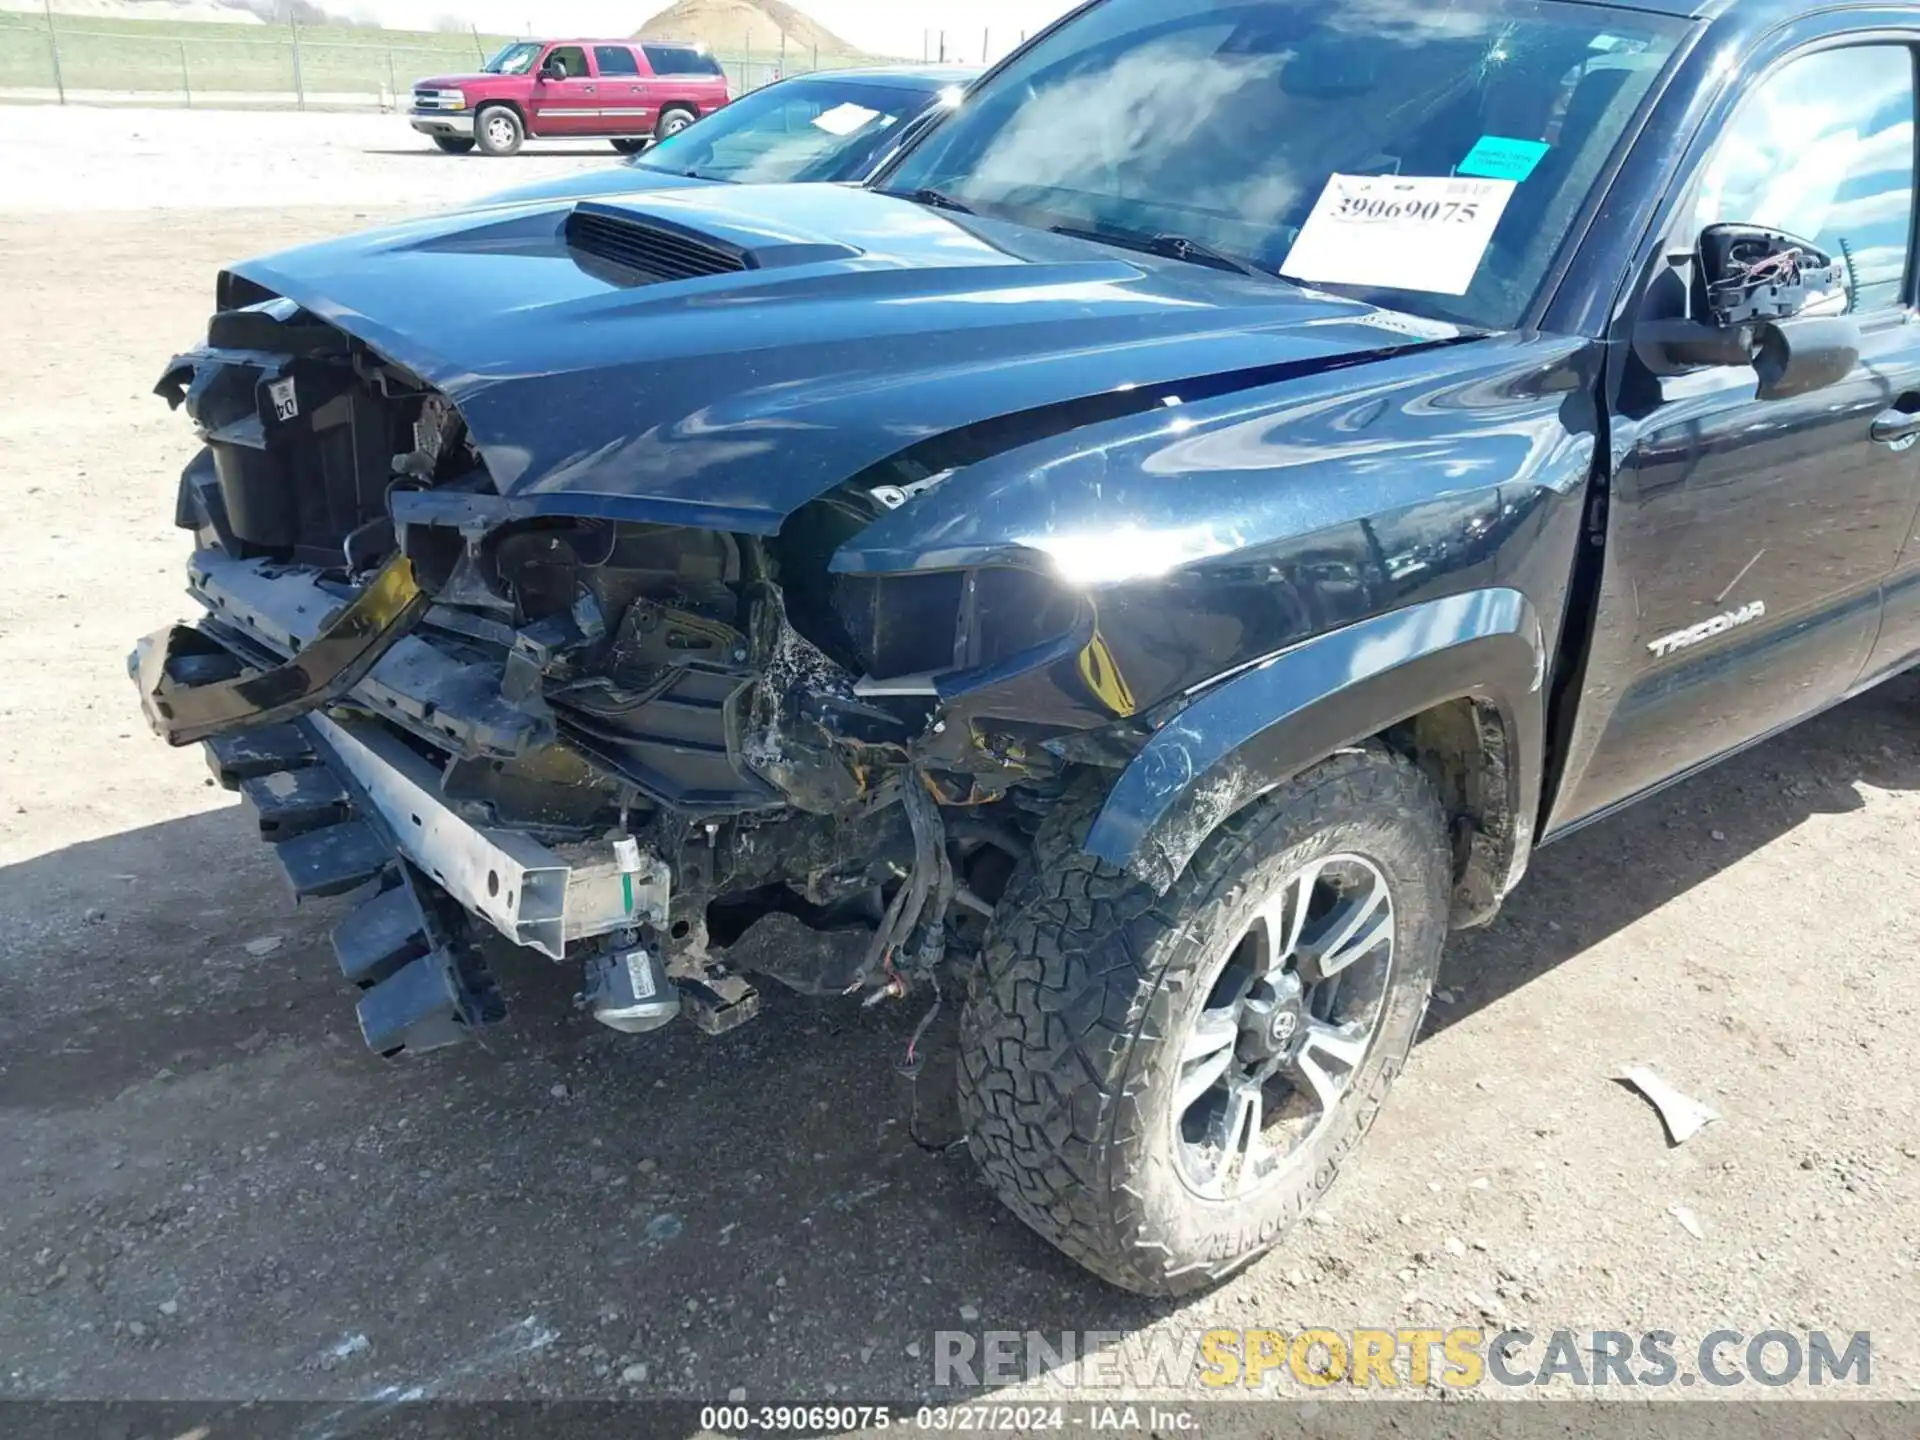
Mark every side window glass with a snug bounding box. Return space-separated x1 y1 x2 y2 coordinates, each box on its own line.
646 45 694 76
546 46 589 80
595 46 640 78
646 45 721 76
1694 46 1916 311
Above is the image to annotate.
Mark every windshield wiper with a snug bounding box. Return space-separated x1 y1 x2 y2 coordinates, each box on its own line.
1049 224 1268 279
900 186 974 214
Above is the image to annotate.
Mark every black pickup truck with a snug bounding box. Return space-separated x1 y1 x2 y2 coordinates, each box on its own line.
132 0 1920 1295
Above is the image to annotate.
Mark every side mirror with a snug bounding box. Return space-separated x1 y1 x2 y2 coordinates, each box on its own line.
1633 223 1857 396
539 59 567 81
1698 223 1848 326
1751 315 1860 401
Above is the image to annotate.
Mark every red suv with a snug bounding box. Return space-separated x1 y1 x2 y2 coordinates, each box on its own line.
410 39 731 157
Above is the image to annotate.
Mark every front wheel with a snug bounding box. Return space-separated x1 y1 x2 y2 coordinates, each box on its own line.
474 105 524 157
431 135 476 155
959 747 1449 1295
610 137 647 155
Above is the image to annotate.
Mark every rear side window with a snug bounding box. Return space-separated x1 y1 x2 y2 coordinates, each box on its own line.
1693 46 1917 312
594 46 641 77
644 44 723 76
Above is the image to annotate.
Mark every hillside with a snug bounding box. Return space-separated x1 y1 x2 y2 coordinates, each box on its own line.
636 0 862 60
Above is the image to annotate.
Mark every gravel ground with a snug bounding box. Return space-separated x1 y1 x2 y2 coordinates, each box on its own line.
0 105 622 212
2 107 1917 1412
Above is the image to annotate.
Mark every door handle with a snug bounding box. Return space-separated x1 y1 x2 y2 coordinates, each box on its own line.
1870 408 1920 447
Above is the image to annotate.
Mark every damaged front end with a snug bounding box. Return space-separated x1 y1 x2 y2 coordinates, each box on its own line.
133 176 1499 1063
134 293 1082 1058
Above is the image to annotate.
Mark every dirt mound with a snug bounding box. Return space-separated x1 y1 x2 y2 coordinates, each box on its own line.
635 0 863 59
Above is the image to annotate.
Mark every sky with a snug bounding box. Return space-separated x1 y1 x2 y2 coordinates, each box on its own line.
325 1 1085 60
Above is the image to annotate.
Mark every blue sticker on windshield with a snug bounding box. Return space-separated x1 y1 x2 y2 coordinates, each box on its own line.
1459 135 1551 182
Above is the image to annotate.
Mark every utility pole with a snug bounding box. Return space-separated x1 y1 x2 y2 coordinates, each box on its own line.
180 41 191 107
470 23 485 63
42 0 65 105
983 27 990 64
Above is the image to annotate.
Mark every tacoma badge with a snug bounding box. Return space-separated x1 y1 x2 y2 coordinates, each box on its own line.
1648 600 1766 658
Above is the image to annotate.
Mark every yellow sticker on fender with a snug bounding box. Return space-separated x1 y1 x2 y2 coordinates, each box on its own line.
1282 174 1517 297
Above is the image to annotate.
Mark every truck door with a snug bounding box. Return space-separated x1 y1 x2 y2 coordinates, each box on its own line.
592 45 653 138
528 44 597 138
1548 35 1920 832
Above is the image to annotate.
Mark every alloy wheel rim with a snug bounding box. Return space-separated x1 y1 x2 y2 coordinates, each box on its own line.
1170 852 1396 1201
487 115 516 147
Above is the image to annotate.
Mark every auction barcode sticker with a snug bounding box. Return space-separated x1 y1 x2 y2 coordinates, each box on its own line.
1282 174 1518 297
267 376 299 422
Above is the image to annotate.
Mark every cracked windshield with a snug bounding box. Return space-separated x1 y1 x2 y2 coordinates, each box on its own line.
881 0 1686 327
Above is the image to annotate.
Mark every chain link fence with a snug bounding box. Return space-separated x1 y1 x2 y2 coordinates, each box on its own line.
0 15 895 111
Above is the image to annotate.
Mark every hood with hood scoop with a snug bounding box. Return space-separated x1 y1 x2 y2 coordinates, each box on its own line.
224 181 1477 535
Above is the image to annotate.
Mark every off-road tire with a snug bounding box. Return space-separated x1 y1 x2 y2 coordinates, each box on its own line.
959 747 1449 1295
475 104 525 157
654 106 697 140
431 135 476 155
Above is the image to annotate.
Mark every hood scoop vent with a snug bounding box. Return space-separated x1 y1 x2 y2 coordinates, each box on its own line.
564 204 752 286
562 201 862 288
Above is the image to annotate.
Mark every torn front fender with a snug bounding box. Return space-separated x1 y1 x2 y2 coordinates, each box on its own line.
133 555 429 746
1084 588 1545 894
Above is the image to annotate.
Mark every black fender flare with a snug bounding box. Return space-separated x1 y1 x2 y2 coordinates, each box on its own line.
1083 588 1546 896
